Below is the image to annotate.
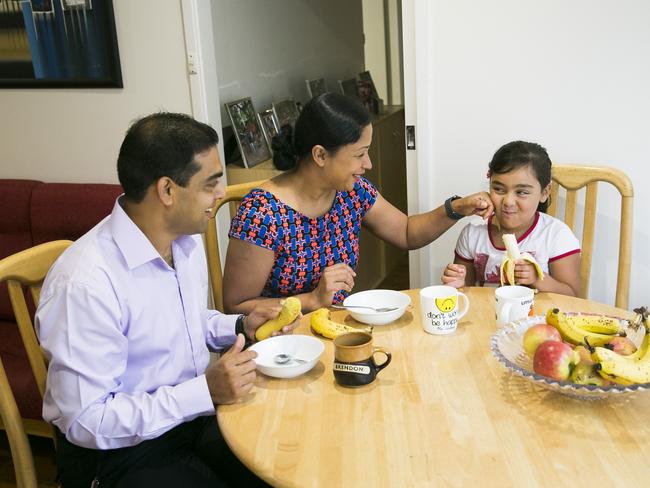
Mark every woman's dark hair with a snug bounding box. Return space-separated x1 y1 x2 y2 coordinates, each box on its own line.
272 92 371 171
488 140 552 212
117 112 219 202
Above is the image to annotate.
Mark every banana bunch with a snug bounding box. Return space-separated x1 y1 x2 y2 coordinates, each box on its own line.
500 233 544 286
546 308 623 347
310 308 372 339
592 307 650 385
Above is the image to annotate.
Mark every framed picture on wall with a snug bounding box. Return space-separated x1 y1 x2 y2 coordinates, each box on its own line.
0 0 122 88
272 98 300 130
257 109 279 151
225 97 272 168
305 77 327 99
338 78 359 99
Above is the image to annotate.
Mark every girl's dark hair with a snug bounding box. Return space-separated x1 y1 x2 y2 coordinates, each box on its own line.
488 141 552 212
272 92 371 171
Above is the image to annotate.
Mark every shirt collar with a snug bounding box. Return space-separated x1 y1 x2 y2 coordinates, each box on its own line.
109 196 198 270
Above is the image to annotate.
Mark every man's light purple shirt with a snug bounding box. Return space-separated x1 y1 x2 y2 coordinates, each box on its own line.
35 199 238 449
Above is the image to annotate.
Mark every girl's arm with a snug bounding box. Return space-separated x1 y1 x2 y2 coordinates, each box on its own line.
516 254 581 296
363 193 493 251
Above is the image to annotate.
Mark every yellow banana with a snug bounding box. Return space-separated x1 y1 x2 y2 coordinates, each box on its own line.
592 307 650 385
255 297 302 341
546 308 613 347
310 308 372 339
500 233 544 286
567 313 626 335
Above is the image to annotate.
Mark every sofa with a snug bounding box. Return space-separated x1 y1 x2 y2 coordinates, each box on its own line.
0 179 122 424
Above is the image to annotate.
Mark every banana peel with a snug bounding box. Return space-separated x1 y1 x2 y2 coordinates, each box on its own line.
310 308 372 339
500 233 544 286
255 297 302 341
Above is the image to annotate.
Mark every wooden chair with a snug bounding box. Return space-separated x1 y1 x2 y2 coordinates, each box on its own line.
205 180 266 312
0 240 72 488
548 164 633 309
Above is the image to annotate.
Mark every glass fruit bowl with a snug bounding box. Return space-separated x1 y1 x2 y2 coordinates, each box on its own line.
490 315 650 400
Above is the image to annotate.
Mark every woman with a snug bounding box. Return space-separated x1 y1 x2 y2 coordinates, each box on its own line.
223 93 493 314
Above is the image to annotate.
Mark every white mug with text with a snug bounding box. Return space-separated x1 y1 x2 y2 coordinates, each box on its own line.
495 285 535 327
419 285 470 335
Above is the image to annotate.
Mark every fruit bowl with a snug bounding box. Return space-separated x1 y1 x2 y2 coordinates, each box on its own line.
490 315 650 400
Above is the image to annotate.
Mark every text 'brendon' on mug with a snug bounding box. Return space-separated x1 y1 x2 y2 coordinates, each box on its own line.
333 332 391 387
419 285 470 335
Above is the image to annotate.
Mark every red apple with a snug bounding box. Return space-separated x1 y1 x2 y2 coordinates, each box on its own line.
604 336 637 356
533 340 580 381
522 323 562 358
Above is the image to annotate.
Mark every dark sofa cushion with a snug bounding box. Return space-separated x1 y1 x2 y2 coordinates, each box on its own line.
0 179 41 321
30 183 122 244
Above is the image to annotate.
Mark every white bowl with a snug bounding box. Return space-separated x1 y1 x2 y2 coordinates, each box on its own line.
249 335 324 379
343 289 411 325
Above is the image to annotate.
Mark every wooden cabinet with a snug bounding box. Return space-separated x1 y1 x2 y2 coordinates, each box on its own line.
224 106 408 292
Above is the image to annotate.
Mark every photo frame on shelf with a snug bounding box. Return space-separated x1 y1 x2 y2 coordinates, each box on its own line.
305 77 327 99
224 97 271 168
272 98 300 130
338 78 359 99
0 0 122 88
257 108 279 151
359 71 380 99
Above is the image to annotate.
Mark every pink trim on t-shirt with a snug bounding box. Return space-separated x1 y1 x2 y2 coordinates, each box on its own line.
548 248 581 262
454 250 474 262
488 212 541 251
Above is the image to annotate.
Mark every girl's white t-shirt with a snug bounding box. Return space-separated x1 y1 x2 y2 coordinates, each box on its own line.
455 212 581 286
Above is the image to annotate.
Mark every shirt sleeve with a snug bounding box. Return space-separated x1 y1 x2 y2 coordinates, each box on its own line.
355 176 379 216
36 280 215 450
548 219 581 262
454 224 475 262
228 191 279 252
204 310 238 350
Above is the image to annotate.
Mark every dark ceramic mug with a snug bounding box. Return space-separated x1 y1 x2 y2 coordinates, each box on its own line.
333 332 391 387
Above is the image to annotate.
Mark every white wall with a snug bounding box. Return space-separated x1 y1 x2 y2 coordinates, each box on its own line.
0 0 192 183
407 0 650 308
211 0 364 125
362 0 388 101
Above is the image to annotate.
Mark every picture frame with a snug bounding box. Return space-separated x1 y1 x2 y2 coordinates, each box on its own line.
338 78 359 99
359 71 380 100
0 0 123 88
257 108 279 151
225 97 272 169
305 77 327 99
272 98 300 130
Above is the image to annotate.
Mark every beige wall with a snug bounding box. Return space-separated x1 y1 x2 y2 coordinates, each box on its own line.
0 0 192 184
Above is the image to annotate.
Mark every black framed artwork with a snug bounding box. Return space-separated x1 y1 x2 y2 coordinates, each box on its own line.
0 0 122 88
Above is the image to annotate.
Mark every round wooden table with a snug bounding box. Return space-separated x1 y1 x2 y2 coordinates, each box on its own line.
217 288 650 487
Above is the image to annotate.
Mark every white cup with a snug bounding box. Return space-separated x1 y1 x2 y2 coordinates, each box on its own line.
495 285 535 326
419 285 470 335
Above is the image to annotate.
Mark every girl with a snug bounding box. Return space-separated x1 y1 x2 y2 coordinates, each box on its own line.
442 141 581 296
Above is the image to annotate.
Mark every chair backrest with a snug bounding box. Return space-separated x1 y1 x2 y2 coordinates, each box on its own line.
205 180 266 312
0 240 72 488
547 164 633 309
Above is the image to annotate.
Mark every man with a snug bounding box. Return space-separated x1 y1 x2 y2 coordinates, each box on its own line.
35 113 297 487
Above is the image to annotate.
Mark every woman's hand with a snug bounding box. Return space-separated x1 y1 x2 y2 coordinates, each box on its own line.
441 263 466 288
454 192 494 219
310 263 356 308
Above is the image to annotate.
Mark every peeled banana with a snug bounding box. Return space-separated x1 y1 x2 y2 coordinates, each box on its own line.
546 308 614 347
255 297 302 341
592 307 650 385
310 308 372 339
500 233 544 286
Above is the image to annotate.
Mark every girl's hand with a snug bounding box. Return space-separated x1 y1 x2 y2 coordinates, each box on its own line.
311 263 356 308
513 260 541 287
441 263 466 288
454 192 494 219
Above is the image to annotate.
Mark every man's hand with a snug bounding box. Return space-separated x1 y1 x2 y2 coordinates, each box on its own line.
311 263 356 308
206 334 257 404
454 192 494 220
243 301 301 340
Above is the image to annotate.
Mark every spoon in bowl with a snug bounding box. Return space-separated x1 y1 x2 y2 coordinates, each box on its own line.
274 353 308 365
332 304 398 313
